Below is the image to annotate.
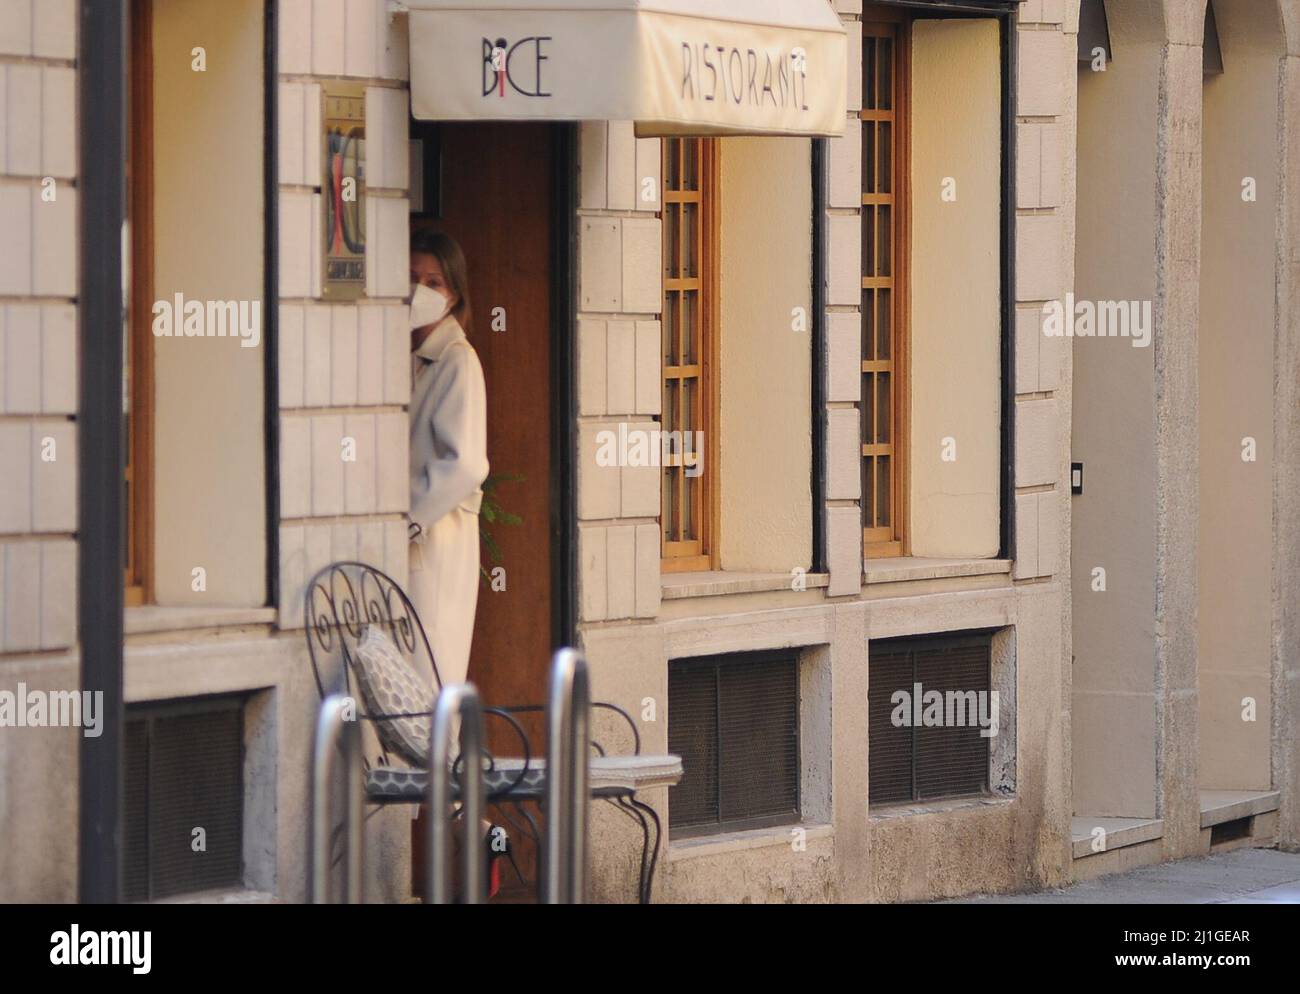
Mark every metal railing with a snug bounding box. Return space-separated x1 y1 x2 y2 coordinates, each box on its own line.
426 683 487 904
310 693 364 904
543 648 591 904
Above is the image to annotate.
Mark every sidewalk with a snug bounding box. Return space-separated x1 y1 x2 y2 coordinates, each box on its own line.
948 848 1300 903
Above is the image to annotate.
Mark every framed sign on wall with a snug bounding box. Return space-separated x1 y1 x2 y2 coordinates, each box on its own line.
322 80 366 299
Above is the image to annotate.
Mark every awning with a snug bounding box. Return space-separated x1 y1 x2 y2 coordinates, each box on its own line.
403 0 847 137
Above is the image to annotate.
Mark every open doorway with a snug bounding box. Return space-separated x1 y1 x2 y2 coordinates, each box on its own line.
415 121 558 719
410 121 573 898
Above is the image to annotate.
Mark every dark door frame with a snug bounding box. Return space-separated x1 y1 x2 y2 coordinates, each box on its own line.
549 123 578 650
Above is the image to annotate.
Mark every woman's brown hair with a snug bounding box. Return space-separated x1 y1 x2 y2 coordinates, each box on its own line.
410 229 472 332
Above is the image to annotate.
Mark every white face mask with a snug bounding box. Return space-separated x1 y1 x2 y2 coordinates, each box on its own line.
410 283 450 330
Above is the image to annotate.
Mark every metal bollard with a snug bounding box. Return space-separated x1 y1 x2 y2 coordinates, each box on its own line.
427 683 486 905
543 648 591 904
311 693 364 904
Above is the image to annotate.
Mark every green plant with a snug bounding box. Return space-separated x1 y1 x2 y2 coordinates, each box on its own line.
479 472 524 584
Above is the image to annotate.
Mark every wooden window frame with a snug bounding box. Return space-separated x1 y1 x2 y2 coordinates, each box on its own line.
126 0 155 606
660 137 720 573
861 9 911 559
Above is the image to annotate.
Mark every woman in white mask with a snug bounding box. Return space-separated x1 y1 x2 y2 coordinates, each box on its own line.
407 231 489 691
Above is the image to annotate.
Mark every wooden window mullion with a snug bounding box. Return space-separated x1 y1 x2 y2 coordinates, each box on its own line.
661 137 716 571
862 15 906 558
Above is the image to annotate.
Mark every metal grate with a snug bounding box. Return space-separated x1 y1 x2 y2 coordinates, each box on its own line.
123 698 245 901
869 634 992 806
668 651 799 835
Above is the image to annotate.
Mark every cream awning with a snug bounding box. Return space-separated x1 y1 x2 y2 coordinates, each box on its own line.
404 0 847 137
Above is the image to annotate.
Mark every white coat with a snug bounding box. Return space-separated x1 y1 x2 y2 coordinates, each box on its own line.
409 313 489 690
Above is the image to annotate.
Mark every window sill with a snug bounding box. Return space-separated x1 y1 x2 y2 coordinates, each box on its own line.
668 821 832 862
869 794 1013 822
125 605 277 636
661 570 829 600
863 557 1011 586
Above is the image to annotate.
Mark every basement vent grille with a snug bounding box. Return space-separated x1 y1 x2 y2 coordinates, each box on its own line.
1209 816 1252 847
123 697 245 901
668 650 800 836
869 633 992 806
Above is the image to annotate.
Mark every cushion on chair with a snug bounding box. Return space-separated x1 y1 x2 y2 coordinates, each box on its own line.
351 625 433 766
365 754 685 803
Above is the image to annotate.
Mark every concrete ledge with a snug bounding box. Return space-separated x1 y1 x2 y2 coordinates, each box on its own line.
1071 816 1164 859
661 571 830 600
1200 789 1280 829
864 557 1012 585
125 605 278 636
668 821 831 862
869 794 1014 822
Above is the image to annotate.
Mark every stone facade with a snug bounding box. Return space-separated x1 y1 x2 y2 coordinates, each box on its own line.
0 0 1297 904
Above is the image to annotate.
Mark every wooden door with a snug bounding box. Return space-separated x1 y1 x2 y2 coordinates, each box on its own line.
431 121 553 724
412 122 554 900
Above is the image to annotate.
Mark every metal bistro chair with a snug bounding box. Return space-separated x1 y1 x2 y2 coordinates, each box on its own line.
302 561 678 903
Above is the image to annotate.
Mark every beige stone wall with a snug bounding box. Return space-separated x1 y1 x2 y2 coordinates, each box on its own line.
1197 0 1284 792
581 0 1078 903
1277 0 1300 850
268 0 415 900
576 122 663 621
1070 12 1162 820
1065 0 1300 867
275 0 412 626
0 0 79 902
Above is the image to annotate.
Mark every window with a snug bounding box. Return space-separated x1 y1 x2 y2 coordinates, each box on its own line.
126 0 155 605
661 137 718 571
124 697 245 901
868 633 991 805
861 12 910 558
668 650 800 835
127 0 267 605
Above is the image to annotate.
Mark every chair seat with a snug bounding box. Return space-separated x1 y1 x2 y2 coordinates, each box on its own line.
365 754 683 803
